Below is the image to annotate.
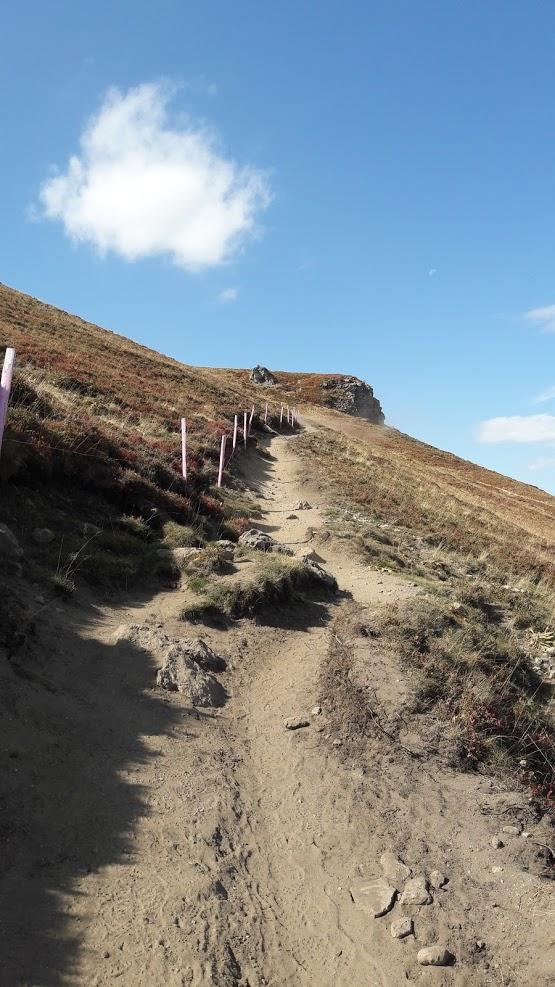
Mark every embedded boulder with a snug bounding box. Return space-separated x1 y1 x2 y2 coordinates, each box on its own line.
320 375 384 424
250 365 277 385
238 528 293 555
156 644 226 707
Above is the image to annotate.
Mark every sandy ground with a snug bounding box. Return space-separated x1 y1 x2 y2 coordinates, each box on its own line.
1 428 553 986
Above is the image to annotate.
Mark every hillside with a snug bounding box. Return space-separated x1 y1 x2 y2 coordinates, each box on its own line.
0 284 554 987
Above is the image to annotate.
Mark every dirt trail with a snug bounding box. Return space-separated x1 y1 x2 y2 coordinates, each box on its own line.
5 427 553 986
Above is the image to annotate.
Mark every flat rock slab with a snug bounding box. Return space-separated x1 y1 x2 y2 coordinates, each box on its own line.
417 946 455 967
380 852 411 884
284 717 310 730
351 879 397 918
400 876 433 906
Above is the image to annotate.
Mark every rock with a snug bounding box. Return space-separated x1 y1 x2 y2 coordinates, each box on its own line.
391 917 413 939
171 638 227 673
172 547 202 562
284 717 310 730
491 837 504 849
294 501 312 511
311 705 322 716
380 852 411 884
320 375 385 424
286 513 298 520
82 522 101 538
0 523 23 560
156 548 174 558
249 365 277 385
215 539 235 561
429 870 448 889
156 645 226 707
351 879 397 918
502 825 521 836
332 738 343 747
491 866 503 874
417 946 454 967
399 876 433 906
301 555 338 590
238 528 293 556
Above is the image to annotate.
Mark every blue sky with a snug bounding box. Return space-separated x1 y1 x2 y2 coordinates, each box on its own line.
2 1 555 492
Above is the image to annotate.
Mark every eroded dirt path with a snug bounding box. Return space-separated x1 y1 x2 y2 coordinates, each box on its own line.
12 429 552 987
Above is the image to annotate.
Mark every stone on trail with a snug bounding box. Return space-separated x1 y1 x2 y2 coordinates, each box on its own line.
238 528 293 556
301 555 337 591
294 501 312 510
0 523 23 560
351 879 397 918
491 836 504 849
284 717 310 730
391 916 413 939
171 638 227 673
380 852 411 885
399 876 433 906
502 825 521 836
417 945 454 967
156 645 226 707
286 513 299 520
429 869 449 889
32 527 55 545
215 539 235 561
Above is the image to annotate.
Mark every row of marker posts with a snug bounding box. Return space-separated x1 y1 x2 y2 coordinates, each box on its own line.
181 400 299 488
0 347 297 494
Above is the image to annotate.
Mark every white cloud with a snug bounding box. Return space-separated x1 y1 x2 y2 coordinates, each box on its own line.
528 456 555 471
524 304 555 332
533 384 555 404
478 414 555 443
39 82 271 271
428 268 437 277
219 287 238 303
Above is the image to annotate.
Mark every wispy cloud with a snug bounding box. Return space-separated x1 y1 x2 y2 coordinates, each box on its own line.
533 384 555 404
219 287 238 303
428 268 437 277
527 456 555 471
39 82 272 271
524 304 555 333
478 414 555 443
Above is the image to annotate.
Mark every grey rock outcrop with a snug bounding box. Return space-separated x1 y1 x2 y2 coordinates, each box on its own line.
238 528 293 555
156 644 226 707
320 375 384 424
250 365 277 385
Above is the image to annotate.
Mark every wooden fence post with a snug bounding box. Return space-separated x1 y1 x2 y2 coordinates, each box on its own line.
248 404 254 435
279 403 284 427
217 434 226 487
264 401 268 424
0 347 16 457
243 410 248 447
181 417 187 480
233 413 238 451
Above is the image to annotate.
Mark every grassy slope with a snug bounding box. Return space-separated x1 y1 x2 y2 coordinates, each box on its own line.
0 282 353 593
1 282 553 804
296 417 555 806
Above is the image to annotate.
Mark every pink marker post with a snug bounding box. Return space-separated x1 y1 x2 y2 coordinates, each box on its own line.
279 404 284 427
217 434 227 487
248 404 255 435
181 417 187 481
243 410 248 447
264 402 268 424
233 413 238 452
286 406 290 426
0 347 16 457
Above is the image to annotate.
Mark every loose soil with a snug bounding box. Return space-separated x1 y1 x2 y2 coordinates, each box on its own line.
1 428 553 986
